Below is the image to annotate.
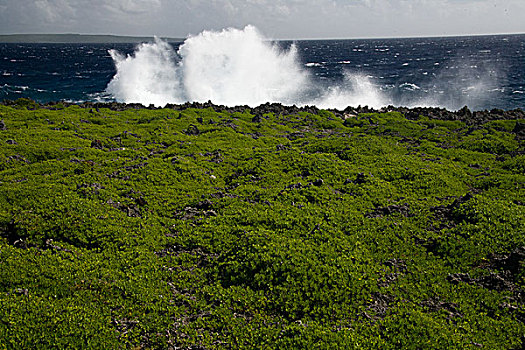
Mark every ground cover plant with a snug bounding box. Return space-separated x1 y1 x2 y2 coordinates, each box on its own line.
0 99 524 349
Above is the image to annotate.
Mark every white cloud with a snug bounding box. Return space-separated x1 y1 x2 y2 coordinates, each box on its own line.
107 0 161 14
0 0 524 38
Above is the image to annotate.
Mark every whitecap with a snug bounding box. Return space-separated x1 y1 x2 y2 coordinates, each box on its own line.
399 83 421 91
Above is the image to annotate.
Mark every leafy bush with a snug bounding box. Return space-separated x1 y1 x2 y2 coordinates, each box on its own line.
0 103 523 349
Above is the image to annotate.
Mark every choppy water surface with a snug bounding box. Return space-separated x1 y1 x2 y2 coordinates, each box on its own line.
1 27 524 111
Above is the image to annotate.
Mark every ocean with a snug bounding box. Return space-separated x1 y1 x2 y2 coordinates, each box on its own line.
1 27 524 111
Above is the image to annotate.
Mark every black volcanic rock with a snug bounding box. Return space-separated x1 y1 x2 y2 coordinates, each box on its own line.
2 99 524 125
513 121 525 140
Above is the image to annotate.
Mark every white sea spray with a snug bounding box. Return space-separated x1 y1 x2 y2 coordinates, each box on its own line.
106 25 390 108
106 25 504 111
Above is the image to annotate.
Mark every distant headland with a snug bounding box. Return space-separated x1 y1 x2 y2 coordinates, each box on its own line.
0 34 183 44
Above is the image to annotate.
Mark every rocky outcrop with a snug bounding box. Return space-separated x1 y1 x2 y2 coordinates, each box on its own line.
2 99 524 124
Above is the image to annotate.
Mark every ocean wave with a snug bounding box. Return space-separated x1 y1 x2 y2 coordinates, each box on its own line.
108 26 310 107
103 25 518 111
305 62 323 67
1 84 29 91
399 83 421 91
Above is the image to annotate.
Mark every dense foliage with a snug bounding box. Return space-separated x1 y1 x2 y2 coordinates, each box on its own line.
0 99 524 349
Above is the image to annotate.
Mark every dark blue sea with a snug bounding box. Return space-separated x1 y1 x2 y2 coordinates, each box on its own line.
1 31 524 111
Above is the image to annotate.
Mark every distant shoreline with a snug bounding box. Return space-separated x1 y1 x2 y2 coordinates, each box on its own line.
2 32 524 44
0 34 183 44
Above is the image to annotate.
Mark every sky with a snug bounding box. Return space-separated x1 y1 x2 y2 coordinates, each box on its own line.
0 0 524 39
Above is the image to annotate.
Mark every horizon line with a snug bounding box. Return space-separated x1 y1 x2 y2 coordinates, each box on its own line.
1 31 524 42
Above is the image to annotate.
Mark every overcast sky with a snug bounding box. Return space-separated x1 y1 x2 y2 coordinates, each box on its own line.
0 0 524 39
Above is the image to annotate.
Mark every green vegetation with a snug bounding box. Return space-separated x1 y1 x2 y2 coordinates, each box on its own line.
0 99 524 349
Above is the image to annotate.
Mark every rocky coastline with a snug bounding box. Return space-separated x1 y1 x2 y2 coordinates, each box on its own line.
3 98 525 125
